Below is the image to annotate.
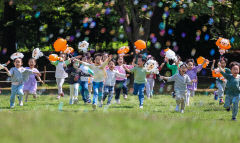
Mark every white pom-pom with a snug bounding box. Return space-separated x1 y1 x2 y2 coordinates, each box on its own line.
165 48 177 61
144 59 159 74
32 48 44 59
10 52 24 60
78 41 89 53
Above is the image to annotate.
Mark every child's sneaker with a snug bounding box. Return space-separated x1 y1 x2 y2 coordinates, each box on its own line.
69 98 73 105
232 117 237 121
73 98 79 104
124 94 128 100
219 99 224 105
139 105 143 109
56 95 61 99
10 105 15 109
180 110 184 113
175 105 179 112
172 92 176 98
116 99 121 104
226 107 231 112
92 104 97 110
99 101 103 108
19 101 23 106
214 91 218 100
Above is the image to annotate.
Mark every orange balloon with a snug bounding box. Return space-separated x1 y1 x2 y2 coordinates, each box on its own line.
197 56 209 68
49 54 59 62
64 47 74 54
53 38 67 52
134 40 146 50
216 38 231 50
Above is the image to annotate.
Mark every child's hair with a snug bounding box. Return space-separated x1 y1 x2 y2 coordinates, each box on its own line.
176 55 182 61
218 57 228 63
138 54 147 63
94 53 102 60
229 61 240 69
180 63 187 68
109 59 116 65
13 58 23 63
186 59 195 64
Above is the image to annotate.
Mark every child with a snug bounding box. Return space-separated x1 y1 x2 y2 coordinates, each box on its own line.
114 56 133 103
124 55 150 109
87 56 93 99
103 59 126 105
66 60 81 105
185 59 206 106
4 57 39 108
146 55 157 99
80 53 112 109
165 55 182 76
211 58 230 105
23 58 43 102
219 62 240 121
160 63 194 113
79 56 93 104
51 53 71 99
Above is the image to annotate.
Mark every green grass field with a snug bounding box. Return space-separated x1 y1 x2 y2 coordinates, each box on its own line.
0 93 239 143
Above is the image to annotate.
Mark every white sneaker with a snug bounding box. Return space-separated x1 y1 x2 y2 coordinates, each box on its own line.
56 95 61 99
116 99 121 104
92 104 97 110
139 105 143 109
175 105 179 112
147 96 151 99
10 105 15 109
73 98 79 104
180 110 184 113
99 101 103 108
124 95 128 99
19 101 23 106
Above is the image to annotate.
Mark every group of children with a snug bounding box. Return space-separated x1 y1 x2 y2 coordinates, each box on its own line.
1 50 239 120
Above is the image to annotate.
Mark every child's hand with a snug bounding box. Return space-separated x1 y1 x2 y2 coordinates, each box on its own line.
40 80 44 84
213 59 216 63
108 55 113 61
164 57 169 62
192 79 197 83
126 74 130 77
159 76 164 80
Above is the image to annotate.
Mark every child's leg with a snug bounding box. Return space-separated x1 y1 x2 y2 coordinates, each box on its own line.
103 86 109 101
83 81 89 102
80 81 87 103
122 79 128 96
232 96 239 119
115 81 122 100
186 90 190 106
180 98 185 111
74 83 79 99
150 79 155 96
191 90 195 97
24 91 29 102
17 85 24 102
138 83 145 106
69 84 74 104
146 79 151 98
133 83 139 96
216 81 224 101
10 85 18 107
107 86 114 105
92 82 99 105
98 82 104 103
224 95 231 109
56 78 65 95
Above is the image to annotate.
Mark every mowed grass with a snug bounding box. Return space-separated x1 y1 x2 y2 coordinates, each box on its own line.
0 93 239 143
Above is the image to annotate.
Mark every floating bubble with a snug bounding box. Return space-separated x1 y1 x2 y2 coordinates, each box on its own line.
179 8 184 14
168 29 173 35
204 34 210 41
69 36 75 42
196 30 201 36
134 0 139 5
158 2 163 7
160 50 165 57
191 15 197 22
230 37 235 43
182 4 187 8
119 34 124 39
110 30 116 35
101 28 106 33
141 5 147 11
172 41 177 47
196 35 200 41
34 11 40 18
209 83 215 89
155 42 161 49
85 30 90 35
191 48 196 56
207 0 214 7
208 18 214 25
202 26 207 32
84 37 89 41
162 13 167 19
151 37 157 43
173 46 179 52
171 2 177 8
147 11 153 17
66 22 71 28
164 7 169 12
96 13 100 17
39 26 44 31
159 22 166 30
166 40 171 47
159 30 165 36
150 33 155 39
59 28 64 34
181 32 186 38
76 32 81 38
105 8 111 15
49 34 54 39
2 48 7 55
210 49 215 56
119 18 125 24
83 23 88 28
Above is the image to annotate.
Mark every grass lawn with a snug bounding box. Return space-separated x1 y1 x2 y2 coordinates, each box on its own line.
0 93 239 143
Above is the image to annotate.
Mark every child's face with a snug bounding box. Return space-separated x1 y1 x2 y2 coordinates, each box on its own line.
179 65 188 75
14 58 22 68
95 56 102 65
138 58 144 67
28 59 36 68
59 54 66 60
103 54 108 61
220 60 226 68
231 65 239 76
187 62 194 70
109 61 115 70
117 57 124 65
82 57 87 62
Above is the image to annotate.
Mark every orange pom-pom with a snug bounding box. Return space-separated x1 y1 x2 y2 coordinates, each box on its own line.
53 38 67 52
64 47 74 54
49 54 59 62
117 46 130 55
134 40 146 50
197 56 209 68
216 38 231 50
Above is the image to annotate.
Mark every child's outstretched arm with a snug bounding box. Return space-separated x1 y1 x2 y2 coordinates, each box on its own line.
211 59 215 71
36 75 44 84
123 65 131 73
4 67 11 76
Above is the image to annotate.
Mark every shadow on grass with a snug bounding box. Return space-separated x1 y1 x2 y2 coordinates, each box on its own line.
110 105 134 109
